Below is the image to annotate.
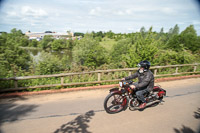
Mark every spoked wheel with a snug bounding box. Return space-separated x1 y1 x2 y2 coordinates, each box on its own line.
104 93 126 114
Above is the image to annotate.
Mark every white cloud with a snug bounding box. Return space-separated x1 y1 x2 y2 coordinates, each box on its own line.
88 6 178 18
89 7 103 16
161 7 176 15
125 9 133 15
2 5 49 29
192 20 200 25
4 5 49 23
21 6 48 18
177 22 186 25
6 11 18 17
114 10 125 15
0 0 199 34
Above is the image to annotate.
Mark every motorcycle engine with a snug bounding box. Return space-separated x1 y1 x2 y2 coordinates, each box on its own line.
150 92 159 100
145 92 159 102
129 98 140 107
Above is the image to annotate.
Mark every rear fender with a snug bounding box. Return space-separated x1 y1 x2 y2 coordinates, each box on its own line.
153 86 162 91
153 86 166 97
158 89 166 97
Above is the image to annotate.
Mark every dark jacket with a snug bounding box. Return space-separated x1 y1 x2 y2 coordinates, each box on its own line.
125 70 154 92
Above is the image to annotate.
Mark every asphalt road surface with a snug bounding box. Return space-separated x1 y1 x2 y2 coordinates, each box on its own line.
0 78 200 133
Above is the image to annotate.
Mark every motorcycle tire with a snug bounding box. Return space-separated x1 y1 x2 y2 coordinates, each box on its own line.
104 93 127 114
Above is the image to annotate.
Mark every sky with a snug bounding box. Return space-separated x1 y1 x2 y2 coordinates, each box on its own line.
0 0 200 34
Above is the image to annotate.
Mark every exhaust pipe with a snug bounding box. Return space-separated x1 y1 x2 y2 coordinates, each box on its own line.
129 100 161 110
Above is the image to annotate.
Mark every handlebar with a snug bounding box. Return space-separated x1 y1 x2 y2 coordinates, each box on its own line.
120 80 133 84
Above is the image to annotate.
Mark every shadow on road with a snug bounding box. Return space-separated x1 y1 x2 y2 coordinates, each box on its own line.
141 101 161 111
173 125 195 133
54 110 95 133
173 108 200 133
129 101 162 112
194 108 200 133
0 96 38 133
194 108 200 119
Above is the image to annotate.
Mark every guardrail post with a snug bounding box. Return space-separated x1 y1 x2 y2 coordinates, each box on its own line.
129 71 132 76
194 65 197 72
61 76 64 87
13 66 18 90
175 67 178 73
14 79 18 90
154 69 157 76
98 73 101 81
70 76 72 82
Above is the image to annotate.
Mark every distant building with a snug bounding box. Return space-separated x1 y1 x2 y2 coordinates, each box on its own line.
25 31 74 41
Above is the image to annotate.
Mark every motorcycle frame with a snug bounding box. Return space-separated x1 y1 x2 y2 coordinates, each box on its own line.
109 85 166 109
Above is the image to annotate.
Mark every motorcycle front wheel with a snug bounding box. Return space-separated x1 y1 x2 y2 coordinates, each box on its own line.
104 93 127 114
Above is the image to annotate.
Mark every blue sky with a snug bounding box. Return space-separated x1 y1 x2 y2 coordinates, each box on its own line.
0 0 200 34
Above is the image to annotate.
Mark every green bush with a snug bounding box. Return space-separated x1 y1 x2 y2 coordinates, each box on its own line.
1 25 200 91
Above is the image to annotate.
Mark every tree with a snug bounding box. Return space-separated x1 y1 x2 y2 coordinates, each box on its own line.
172 24 180 35
168 24 180 40
36 52 65 74
110 39 131 67
72 33 108 67
180 25 199 53
66 39 75 50
166 35 184 51
140 26 146 38
51 39 65 51
123 34 159 67
166 25 199 53
160 27 164 34
39 35 54 49
83 45 107 67
29 39 38 47
19 37 29 47
11 28 23 36
74 32 84 37
106 30 114 39
153 49 195 65
96 31 105 38
156 27 168 43
0 29 31 77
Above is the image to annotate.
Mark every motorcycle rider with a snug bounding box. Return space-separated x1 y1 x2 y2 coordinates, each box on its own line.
122 60 154 109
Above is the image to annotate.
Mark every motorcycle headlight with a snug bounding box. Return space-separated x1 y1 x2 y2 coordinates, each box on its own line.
119 82 123 87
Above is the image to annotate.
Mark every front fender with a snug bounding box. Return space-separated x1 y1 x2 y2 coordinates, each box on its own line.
109 88 120 93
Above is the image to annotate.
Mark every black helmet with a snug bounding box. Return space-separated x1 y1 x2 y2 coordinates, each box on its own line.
138 60 151 70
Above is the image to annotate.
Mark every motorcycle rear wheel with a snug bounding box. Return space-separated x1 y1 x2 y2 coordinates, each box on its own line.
104 93 126 114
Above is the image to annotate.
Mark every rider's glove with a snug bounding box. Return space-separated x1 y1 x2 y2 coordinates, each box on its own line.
130 85 136 89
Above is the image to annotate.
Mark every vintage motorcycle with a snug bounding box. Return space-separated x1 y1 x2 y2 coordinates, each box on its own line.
104 80 166 114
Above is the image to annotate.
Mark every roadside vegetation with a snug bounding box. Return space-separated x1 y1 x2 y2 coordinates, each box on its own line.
0 25 199 90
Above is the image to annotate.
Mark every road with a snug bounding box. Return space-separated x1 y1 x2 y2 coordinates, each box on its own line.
0 78 200 133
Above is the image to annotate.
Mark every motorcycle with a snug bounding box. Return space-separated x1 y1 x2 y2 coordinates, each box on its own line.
104 80 166 114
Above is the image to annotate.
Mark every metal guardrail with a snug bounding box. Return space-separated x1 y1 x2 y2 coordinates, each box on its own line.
0 63 199 92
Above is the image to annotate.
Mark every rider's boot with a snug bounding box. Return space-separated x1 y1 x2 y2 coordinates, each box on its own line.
139 102 146 109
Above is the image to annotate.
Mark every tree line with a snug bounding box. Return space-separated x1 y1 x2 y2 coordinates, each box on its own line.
0 25 199 78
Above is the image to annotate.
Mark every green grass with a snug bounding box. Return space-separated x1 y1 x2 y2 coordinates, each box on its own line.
100 37 116 51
